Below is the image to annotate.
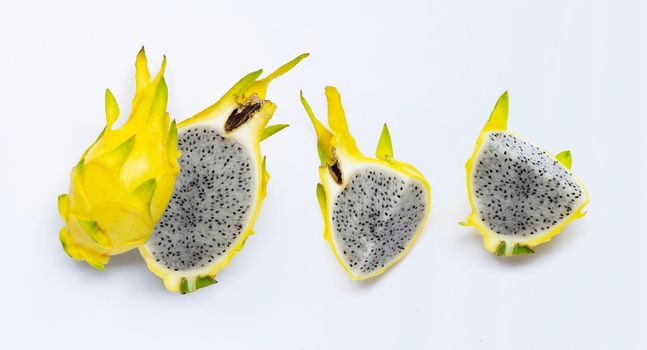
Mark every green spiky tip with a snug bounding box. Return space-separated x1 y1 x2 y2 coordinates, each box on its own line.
135 46 151 90
131 178 157 205
179 277 189 294
261 124 289 141
485 91 509 131
266 53 309 80
97 135 136 169
261 155 269 194
316 183 326 209
234 69 264 95
300 90 335 165
555 150 572 170
512 244 535 255
495 241 507 256
376 123 393 160
196 276 217 290
324 86 349 136
150 77 169 120
88 261 105 271
495 241 535 256
74 216 100 244
57 194 70 218
105 89 120 127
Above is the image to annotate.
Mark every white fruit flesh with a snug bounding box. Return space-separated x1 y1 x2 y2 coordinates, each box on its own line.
471 131 587 243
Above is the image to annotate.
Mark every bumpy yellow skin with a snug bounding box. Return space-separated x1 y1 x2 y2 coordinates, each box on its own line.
139 54 308 293
57 49 181 269
462 92 589 256
301 87 432 280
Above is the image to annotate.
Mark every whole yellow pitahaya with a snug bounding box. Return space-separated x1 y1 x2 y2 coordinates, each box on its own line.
57 48 181 269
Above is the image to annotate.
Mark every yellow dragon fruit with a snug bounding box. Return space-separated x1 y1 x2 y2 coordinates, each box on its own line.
300 87 432 280
139 54 308 293
461 92 589 256
57 48 181 269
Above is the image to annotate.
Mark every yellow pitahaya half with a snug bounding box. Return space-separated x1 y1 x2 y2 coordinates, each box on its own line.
57 48 181 270
300 87 432 280
139 53 308 293
461 92 589 256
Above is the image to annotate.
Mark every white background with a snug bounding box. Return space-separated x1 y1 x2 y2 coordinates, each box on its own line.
0 0 645 349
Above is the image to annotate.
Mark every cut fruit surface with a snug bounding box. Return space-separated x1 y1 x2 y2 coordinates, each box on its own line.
146 127 255 272
301 87 431 280
140 54 308 293
462 92 589 256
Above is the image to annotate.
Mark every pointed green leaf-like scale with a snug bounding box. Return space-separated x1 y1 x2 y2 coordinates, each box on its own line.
232 70 265 96
105 89 120 128
495 241 535 256
375 123 393 160
258 156 270 199
73 215 112 249
131 178 157 205
484 91 509 132
135 47 151 93
94 135 136 171
495 241 507 256
315 183 330 241
463 92 590 256
555 150 572 169
88 260 106 271
179 277 189 294
195 276 217 290
148 78 169 130
325 87 350 135
323 87 359 155
301 87 432 280
316 183 326 214
58 194 70 220
167 120 180 163
512 244 535 256
246 53 309 100
300 91 335 165
260 124 289 141
75 216 98 240
140 54 307 293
